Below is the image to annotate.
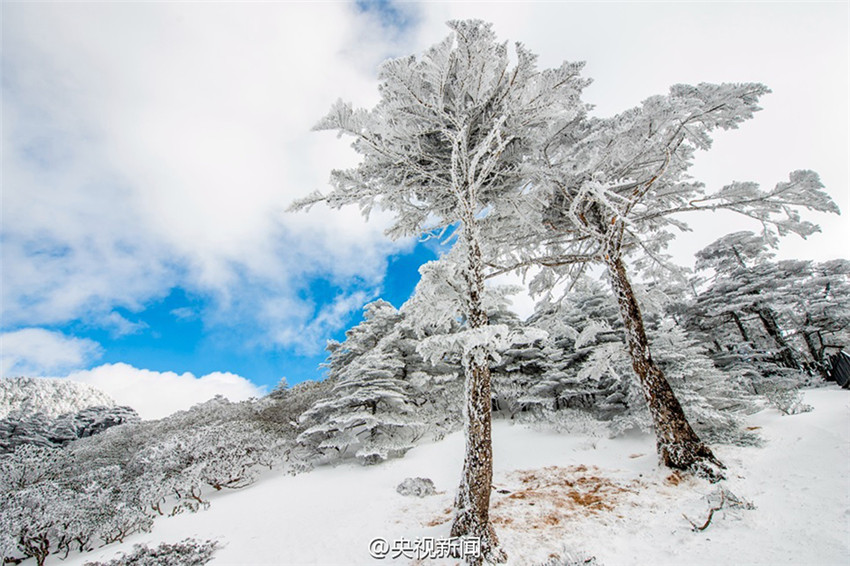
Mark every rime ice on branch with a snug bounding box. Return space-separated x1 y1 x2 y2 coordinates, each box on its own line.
292 19 589 564
490 79 838 480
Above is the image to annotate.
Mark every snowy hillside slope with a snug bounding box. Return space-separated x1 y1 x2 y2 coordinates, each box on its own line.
49 387 849 566
0 377 116 418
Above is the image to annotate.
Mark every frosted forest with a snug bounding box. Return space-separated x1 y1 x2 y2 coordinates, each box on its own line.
2 18 848 566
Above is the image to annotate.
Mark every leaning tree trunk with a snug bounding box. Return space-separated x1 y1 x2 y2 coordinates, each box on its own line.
450 232 505 565
754 307 800 370
730 311 751 344
801 314 829 380
605 252 726 482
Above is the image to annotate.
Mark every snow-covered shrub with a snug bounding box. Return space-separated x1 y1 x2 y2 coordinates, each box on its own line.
0 448 153 565
0 444 69 493
188 422 283 490
74 467 153 547
84 538 219 566
70 395 287 515
124 434 209 515
1 480 66 565
1 388 299 565
521 408 607 438
763 386 813 415
0 529 16 566
0 446 69 565
255 380 335 451
682 485 755 532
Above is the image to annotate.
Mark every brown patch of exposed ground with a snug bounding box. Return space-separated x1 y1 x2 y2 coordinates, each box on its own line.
421 465 645 532
489 465 641 531
423 465 655 536
420 465 695 565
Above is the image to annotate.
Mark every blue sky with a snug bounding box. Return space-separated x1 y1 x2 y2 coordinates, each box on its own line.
49 241 439 387
2 1 847 418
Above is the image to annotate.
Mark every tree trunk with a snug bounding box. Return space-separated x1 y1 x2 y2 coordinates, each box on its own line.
730 312 751 343
801 314 829 379
754 307 800 369
450 233 505 565
605 253 725 482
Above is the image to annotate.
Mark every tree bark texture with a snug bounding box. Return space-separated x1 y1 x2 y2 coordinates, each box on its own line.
450 233 505 565
801 315 829 379
730 312 751 344
606 253 725 482
754 307 800 370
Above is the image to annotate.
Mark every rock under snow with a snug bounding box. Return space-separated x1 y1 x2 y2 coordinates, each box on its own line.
396 477 437 497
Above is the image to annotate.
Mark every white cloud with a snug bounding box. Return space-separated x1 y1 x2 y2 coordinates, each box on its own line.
98 312 148 338
170 307 197 321
2 3 409 344
0 328 103 377
66 363 265 420
263 289 377 354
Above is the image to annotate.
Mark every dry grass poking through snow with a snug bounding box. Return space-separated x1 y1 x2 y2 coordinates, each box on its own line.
422 463 696 565
425 465 646 530
490 465 642 530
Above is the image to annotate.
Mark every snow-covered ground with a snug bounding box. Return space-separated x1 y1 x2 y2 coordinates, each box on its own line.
52 387 850 566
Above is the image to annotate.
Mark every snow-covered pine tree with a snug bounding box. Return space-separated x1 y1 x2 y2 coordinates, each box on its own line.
291 20 588 561
400 254 551 426
793 259 850 377
397 260 466 437
489 306 547 419
407 258 546 420
693 231 804 371
520 280 627 419
490 79 838 480
267 378 290 401
298 300 425 465
321 300 402 386
691 233 795 387
690 231 850 387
